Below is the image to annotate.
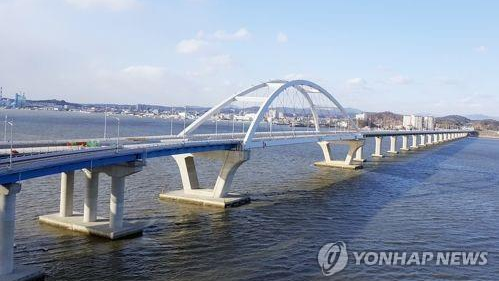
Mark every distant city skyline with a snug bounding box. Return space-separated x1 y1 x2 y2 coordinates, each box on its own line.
0 0 498 116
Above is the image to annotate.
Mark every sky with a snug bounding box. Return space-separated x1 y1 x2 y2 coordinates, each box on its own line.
0 0 498 116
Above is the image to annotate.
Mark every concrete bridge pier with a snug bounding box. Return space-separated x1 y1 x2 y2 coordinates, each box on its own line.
354 146 366 162
426 134 433 145
59 171 74 217
438 134 443 143
410 135 418 149
83 169 99 223
1 183 44 281
315 140 364 169
400 135 410 151
433 134 438 144
39 161 146 239
160 150 251 208
419 134 426 147
387 136 399 154
371 136 384 158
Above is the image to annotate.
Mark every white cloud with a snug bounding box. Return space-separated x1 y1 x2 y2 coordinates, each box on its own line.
120 65 165 80
176 39 207 54
346 77 367 86
176 27 250 55
205 54 233 68
276 32 288 43
389 75 412 85
93 65 204 104
64 0 139 11
212 28 251 41
474 45 488 53
345 77 371 92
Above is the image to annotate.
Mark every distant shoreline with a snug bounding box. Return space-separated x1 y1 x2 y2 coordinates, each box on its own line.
477 135 499 140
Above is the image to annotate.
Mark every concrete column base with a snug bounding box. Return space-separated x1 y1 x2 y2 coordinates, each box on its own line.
160 189 250 208
39 212 146 240
386 150 399 154
400 148 410 151
314 160 362 170
371 153 384 158
353 158 366 162
1 266 44 281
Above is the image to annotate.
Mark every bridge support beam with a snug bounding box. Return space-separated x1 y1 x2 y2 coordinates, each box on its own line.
438 134 443 143
1 183 44 281
315 140 364 169
39 161 146 240
410 135 418 149
160 150 251 208
433 134 438 144
387 136 399 154
371 136 384 158
400 135 410 151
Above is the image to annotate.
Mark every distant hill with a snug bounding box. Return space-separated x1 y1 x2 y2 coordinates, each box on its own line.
465 114 499 121
436 115 499 133
436 115 471 124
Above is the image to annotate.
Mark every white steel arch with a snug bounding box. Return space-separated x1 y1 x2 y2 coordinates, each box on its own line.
179 79 358 148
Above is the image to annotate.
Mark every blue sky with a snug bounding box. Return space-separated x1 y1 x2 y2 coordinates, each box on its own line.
0 0 497 116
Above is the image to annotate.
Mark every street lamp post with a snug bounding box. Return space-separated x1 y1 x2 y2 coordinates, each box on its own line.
113 116 120 152
7 121 13 168
170 106 174 136
4 115 7 142
183 106 187 132
104 106 108 139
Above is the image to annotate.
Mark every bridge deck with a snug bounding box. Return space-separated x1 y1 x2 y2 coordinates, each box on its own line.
0 129 470 185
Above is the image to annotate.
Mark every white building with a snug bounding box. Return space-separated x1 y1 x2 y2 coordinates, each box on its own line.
355 113 367 120
412 115 423 130
403 115 412 129
403 115 424 130
424 116 435 130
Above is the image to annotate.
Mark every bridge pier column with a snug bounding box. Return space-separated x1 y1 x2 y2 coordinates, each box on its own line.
40 161 147 240
387 136 399 154
426 134 433 145
433 134 438 143
410 135 418 149
400 135 409 151
371 136 384 158
419 134 426 147
315 140 364 169
102 163 143 233
438 134 443 142
1 183 43 281
172 154 200 192
354 146 366 162
59 171 74 217
110 177 125 230
160 150 251 208
83 169 99 223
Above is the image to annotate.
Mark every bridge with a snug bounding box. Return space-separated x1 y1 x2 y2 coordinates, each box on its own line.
0 79 471 281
